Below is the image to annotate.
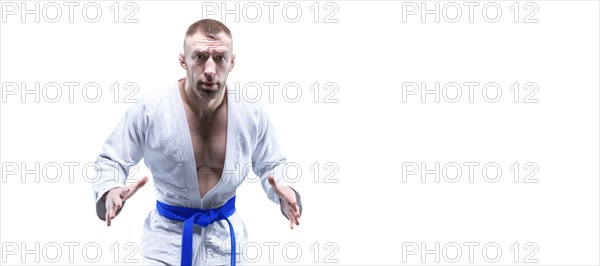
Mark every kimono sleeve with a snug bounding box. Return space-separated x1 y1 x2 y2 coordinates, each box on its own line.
251 106 302 216
252 106 287 204
92 102 147 220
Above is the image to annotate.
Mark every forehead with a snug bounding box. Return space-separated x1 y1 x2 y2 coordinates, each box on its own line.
185 32 232 53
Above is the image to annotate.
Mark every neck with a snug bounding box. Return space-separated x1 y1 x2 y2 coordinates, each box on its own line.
180 79 226 121
195 97 226 121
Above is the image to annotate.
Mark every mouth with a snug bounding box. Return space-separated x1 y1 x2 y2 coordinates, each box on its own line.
201 82 217 87
197 82 219 96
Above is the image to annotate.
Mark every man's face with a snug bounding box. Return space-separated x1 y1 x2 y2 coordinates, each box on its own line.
180 32 235 104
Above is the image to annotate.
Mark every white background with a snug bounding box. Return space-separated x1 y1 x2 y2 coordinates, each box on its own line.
1 1 598 265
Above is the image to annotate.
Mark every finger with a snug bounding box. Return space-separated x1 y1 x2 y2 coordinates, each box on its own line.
290 205 300 225
285 204 297 227
137 176 149 188
288 210 298 229
131 176 149 192
288 200 298 214
125 176 149 200
106 202 114 226
291 203 301 223
112 195 123 209
284 193 300 220
119 187 130 199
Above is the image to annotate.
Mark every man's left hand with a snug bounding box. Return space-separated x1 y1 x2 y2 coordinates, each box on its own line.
268 176 301 229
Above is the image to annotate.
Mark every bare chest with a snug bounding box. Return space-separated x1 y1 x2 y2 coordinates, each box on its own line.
183 107 228 197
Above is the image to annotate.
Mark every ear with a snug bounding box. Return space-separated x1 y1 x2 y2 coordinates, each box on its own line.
229 53 236 72
179 53 186 69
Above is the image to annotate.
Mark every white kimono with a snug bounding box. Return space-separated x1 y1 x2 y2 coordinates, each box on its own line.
92 81 289 265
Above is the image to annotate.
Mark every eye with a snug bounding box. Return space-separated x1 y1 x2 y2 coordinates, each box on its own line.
193 54 206 61
216 56 226 62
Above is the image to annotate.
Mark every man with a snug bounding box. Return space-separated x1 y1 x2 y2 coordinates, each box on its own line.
92 19 302 265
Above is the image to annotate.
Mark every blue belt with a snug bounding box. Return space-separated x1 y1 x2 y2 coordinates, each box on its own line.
156 197 236 266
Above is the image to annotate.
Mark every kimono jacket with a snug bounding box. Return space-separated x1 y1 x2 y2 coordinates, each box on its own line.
92 81 290 264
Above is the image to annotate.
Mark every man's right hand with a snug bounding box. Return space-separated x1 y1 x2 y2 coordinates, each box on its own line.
104 176 149 226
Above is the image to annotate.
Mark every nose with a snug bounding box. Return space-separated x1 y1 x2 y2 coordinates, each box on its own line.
204 57 216 80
